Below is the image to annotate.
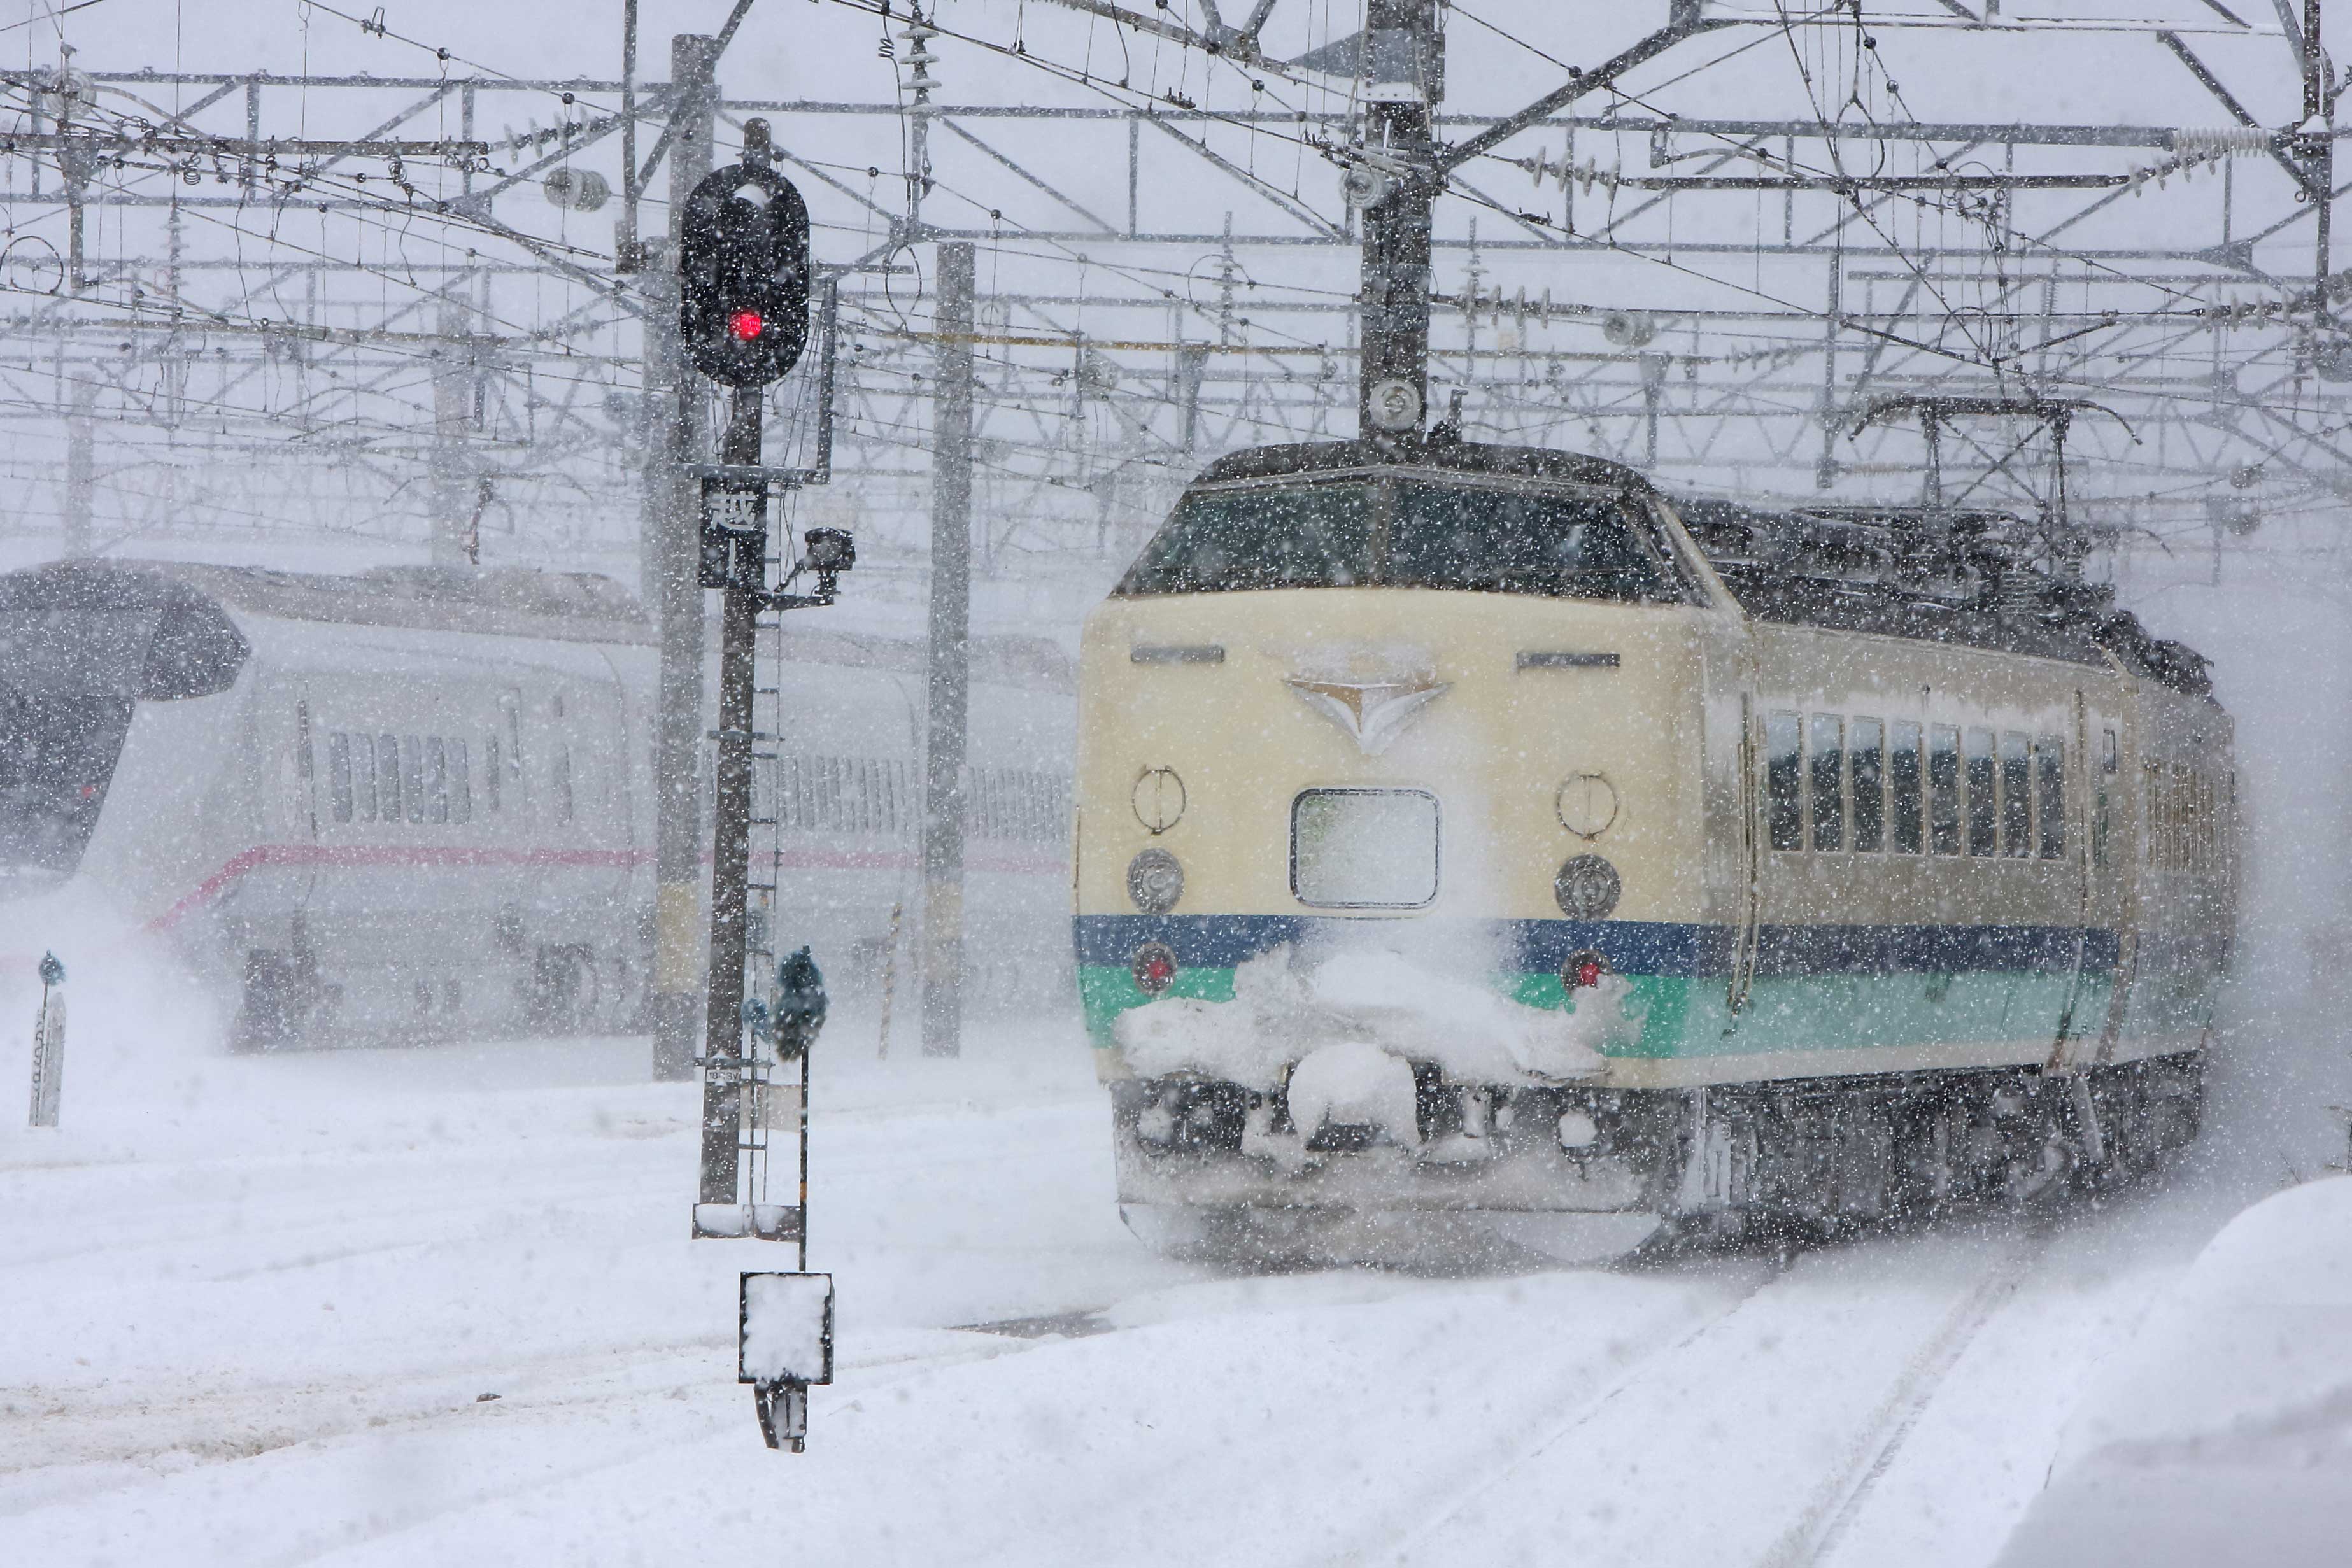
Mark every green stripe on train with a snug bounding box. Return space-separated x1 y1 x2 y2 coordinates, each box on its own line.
1078 963 2115 1060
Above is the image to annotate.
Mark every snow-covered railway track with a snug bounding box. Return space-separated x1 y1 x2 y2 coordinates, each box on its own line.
1357 1220 2062 1568
1759 1224 2051 1567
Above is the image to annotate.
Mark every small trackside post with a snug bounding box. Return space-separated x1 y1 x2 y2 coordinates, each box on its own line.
27 951 64 1129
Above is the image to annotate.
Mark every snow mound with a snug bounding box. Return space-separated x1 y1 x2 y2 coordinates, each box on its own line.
1114 943 1626 1091
1286 1040 1422 1149
1992 1176 2352 1568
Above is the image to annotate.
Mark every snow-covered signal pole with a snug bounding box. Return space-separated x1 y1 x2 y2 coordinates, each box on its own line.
667 105 849 1454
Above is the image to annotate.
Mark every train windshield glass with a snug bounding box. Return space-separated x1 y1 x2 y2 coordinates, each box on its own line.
1390 483 1679 601
0 690 135 881
0 608 162 696
0 609 157 882
1118 483 1373 595
1117 475 1680 600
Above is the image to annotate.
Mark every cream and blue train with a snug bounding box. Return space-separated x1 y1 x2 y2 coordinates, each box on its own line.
1074 439 2233 1259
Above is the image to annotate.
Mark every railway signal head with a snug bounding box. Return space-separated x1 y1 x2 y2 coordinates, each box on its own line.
680 143 811 388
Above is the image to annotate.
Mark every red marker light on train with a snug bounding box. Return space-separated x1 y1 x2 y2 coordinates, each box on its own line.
1564 949 1610 992
728 309 765 341
1131 942 1178 997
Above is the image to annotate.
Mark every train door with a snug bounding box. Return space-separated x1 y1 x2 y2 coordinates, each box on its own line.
2050 690 2108 1070
283 685 320 906
236 674 323 1046
1728 691 1762 1015
1697 619 1762 1021
2089 703 2139 1063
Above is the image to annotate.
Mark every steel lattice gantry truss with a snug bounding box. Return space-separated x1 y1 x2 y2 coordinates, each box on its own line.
0 5 2344 591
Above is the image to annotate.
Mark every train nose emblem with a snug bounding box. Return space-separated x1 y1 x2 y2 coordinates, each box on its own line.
1283 674 1450 756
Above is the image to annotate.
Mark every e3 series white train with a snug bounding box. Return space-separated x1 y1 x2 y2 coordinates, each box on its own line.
0 558 1073 1049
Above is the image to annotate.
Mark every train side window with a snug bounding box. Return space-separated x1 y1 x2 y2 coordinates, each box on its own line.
1766 711 1803 852
353 730 378 821
1890 719 1923 854
483 735 500 814
426 738 450 824
1964 727 1997 856
1929 724 1962 854
378 735 402 824
1850 717 1885 852
2095 727 2116 868
2036 735 2065 859
555 745 575 823
2000 731 2032 858
450 739 471 825
1808 713 1845 852
329 733 354 823
402 735 426 824
501 693 525 807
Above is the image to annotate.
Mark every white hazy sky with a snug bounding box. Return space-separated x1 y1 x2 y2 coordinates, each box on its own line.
13 1 2318 131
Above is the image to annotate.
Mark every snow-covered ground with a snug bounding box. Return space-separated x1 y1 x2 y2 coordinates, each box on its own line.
4 556 2347 1564
0 993 2324 1568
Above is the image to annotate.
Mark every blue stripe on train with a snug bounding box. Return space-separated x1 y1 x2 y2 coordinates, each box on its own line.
1072 914 2120 979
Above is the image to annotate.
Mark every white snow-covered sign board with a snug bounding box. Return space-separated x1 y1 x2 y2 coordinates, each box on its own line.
739 1271 833 1386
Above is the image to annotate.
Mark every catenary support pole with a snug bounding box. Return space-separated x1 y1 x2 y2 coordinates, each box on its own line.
1357 0 1442 437
430 283 472 567
62 375 93 556
699 385 763 1205
649 33 721 1082
919 239 975 1059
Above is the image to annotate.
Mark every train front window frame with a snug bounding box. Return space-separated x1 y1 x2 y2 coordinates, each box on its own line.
1291 788 1442 909
1116 472 1691 604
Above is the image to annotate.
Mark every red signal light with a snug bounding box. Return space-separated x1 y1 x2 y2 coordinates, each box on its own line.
728 309 765 341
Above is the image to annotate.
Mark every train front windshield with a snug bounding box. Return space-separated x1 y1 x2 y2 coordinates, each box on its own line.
1116 476 1685 602
0 577 249 886
0 681 134 882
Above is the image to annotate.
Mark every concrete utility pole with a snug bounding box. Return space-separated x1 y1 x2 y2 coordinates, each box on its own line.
430 283 473 567
919 240 975 1058
649 32 721 1082
61 60 91 559
62 376 93 556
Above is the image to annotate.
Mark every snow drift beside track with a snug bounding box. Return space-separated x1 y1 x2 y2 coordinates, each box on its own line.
1992 1175 2352 1568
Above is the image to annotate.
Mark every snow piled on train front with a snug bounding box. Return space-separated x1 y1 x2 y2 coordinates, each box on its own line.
1114 941 1634 1093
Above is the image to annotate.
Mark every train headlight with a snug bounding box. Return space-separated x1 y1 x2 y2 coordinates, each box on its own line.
1554 854 1621 921
1130 942 1179 997
1557 1108 1600 1150
1127 847 1185 914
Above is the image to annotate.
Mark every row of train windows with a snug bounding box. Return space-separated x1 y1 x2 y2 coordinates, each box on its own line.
1766 713 2074 860
323 731 569 826
764 754 1070 845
